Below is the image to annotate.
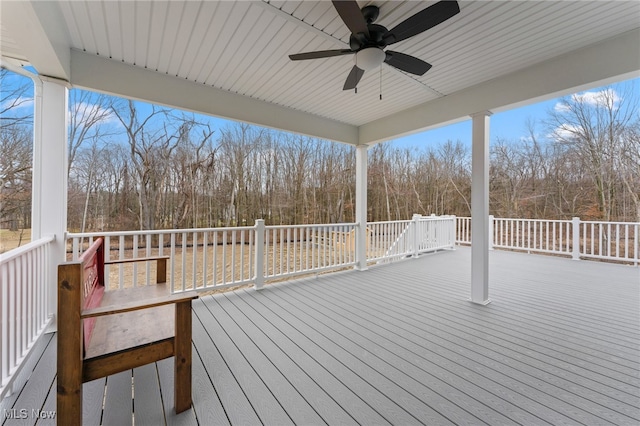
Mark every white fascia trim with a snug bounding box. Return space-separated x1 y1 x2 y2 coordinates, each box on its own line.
359 28 640 145
69 50 358 145
1 1 71 81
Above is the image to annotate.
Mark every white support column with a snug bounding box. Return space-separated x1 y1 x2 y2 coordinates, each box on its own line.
412 214 421 258
31 77 69 322
470 111 492 305
254 219 265 290
355 144 368 271
488 215 495 250
571 217 581 260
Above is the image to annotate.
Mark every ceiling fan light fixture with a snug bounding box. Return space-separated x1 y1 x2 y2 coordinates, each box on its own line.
355 47 385 71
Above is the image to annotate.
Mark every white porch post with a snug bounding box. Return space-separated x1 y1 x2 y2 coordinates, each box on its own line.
32 77 69 321
355 144 368 271
470 111 492 305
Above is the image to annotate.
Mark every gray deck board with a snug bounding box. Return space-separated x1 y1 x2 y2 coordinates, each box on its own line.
0 333 54 421
201 295 328 425
35 379 55 426
285 278 568 425
157 358 198 426
102 370 132 426
193 300 291 425
2 247 639 425
293 266 634 425
2 334 56 426
341 272 639 394
232 289 396 425
255 285 509 425
190 345 230 426
133 364 164 426
188 312 260 426
221 291 389 425
83 378 106 426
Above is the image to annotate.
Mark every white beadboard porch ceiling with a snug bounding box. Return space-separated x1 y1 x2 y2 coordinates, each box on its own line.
1 1 639 145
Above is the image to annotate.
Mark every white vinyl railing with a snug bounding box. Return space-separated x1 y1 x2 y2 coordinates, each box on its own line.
578 220 639 263
67 222 359 293
456 216 472 245
369 215 456 263
456 216 639 264
493 217 573 256
0 235 55 400
64 215 637 296
67 227 257 293
368 219 413 262
66 217 458 294
261 222 357 284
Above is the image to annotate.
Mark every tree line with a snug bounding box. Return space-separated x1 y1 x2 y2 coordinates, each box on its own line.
1 69 638 234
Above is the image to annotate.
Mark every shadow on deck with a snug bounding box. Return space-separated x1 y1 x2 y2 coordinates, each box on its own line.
2 247 639 425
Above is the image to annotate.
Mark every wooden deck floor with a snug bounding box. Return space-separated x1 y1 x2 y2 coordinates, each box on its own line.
2 247 639 425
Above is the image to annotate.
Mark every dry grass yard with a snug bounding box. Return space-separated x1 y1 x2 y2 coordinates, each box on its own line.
0 229 32 254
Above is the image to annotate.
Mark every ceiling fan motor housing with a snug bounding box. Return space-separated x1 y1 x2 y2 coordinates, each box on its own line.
350 23 388 51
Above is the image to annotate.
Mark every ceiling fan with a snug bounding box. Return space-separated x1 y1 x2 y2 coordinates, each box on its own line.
289 1 460 91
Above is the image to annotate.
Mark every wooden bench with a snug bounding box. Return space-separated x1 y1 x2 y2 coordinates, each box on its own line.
57 237 198 424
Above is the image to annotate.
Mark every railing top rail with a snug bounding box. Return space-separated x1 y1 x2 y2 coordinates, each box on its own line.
493 217 572 224
417 216 456 220
0 234 55 263
266 222 357 230
368 220 412 225
579 220 640 226
66 226 255 238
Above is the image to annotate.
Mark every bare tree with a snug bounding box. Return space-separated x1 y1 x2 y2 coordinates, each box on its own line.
546 84 638 221
0 125 32 232
0 69 33 239
618 123 640 221
111 100 176 230
68 90 115 177
170 117 215 228
0 68 32 130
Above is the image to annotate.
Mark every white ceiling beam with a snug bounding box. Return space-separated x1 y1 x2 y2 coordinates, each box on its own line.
1 1 71 80
69 49 358 145
359 28 640 145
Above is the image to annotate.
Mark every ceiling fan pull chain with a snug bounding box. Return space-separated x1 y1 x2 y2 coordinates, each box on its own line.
380 66 383 100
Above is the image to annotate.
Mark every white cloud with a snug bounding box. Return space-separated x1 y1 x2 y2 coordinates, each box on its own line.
553 102 571 113
72 101 118 125
549 123 583 141
554 88 620 112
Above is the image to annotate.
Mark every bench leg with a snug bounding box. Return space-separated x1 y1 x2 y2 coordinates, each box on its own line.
58 266 84 424
57 354 83 425
174 301 192 413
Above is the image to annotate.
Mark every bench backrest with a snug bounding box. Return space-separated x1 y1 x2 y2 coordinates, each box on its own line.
77 237 106 353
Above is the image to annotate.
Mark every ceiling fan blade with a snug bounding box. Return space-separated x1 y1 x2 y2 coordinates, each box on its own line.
343 65 365 90
332 0 370 38
289 49 354 61
383 1 459 45
384 51 432 75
